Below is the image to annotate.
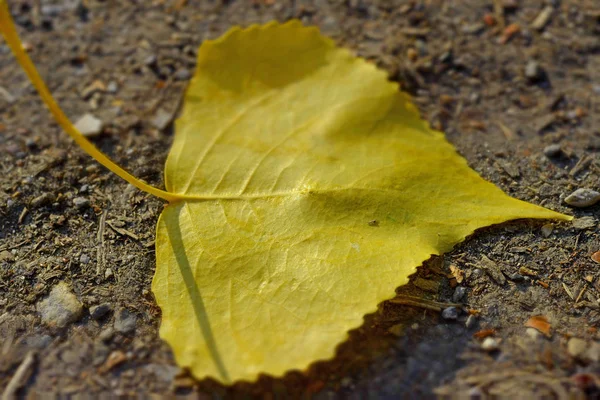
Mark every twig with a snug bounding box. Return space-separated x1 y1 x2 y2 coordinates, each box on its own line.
96 210 107 276
2 351 36 400
17 207 28 224
493 0 505 28
562 282 574 301
388 295 465 312
496 120 515 140
575 284 587 304
0 240 29 252
107 221 139 241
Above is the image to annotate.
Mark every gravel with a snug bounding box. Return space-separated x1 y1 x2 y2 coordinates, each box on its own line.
564 188 600 208
441 306 459 320
543 144 562 158
480 337 499 352
90 303 112 320
37 283 83 328
72 197 90 209
73 113 104 137
525 60 543 82
114 308 137 334
452 286 466 303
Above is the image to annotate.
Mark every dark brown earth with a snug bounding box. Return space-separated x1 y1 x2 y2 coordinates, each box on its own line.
0 0 599 398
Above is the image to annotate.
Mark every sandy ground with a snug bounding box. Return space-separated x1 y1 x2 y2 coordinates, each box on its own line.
0 0 599 398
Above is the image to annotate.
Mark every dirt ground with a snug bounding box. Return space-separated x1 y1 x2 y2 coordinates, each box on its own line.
0 0 599 398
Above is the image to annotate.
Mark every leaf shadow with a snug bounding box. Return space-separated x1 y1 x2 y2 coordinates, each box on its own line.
165 206 231 383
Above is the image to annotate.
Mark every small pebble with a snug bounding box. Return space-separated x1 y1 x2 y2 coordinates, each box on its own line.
106 81 119 94
565 188 600 208
543 144 562 158
74 113 104 137
452 286 467 303
481 337 500 352
568 337 588 359
525 60 543 82
72 197 90 209
31 192 55 208
540 223 553 237
525 327 543 340
173 68 191 81
79 254 90 264
468 387 484 398
99 327 115 342
37 282 83 328
114 308 137 334
442 306 459 320
151 108 175 131
25 138 37 149
465 314 477 329
144 54 157 66
145 364 180 383
90 303 112 320
23 334 53 349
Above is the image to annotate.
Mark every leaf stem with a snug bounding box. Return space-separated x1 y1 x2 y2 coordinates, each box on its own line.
0 1 179 203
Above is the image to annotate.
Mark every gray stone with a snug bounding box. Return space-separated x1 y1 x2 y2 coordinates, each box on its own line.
79 254 90 264
540 224 554 238
31 192 55 208
173 68 191 81
144 54 157 66
145 364 180 383
543 144 562 158
320 16 340 35
72 197 90 209
565 188 600 208
74 113 104 137
441 306 459 320
114 308 137 334
151 108 175 131
452 286 466 303
90 303 112 320
37 282 83 328
465 314 477 329
107 81 119 94
23 334 53 349
525 60 543 81
98 327 115 342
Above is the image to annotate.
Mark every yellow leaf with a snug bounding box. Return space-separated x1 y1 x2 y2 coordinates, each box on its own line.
153 21 570 383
